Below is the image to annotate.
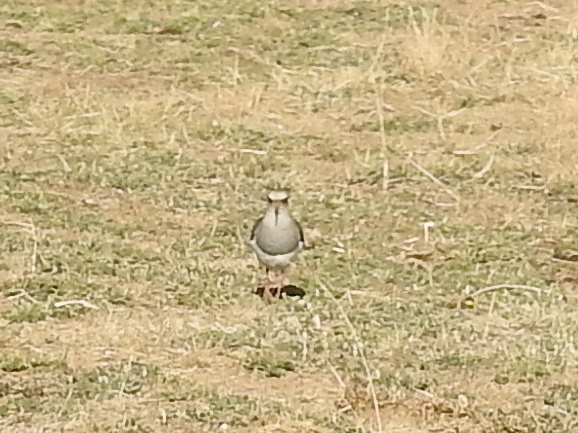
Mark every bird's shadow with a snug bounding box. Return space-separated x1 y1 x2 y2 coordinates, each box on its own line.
254 285 306 300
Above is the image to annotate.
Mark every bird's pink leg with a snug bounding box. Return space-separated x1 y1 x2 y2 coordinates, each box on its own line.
261 269 275 301
278 269 290 289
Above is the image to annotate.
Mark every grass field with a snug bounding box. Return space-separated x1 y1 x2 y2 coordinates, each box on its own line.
2 0 578 431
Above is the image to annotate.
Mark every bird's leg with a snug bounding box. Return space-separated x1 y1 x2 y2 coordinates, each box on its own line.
261 268 274 301
279 272 289 289
259 269 290 301
278 269 290 289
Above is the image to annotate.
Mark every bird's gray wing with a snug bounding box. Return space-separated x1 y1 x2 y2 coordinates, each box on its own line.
249 216 264 242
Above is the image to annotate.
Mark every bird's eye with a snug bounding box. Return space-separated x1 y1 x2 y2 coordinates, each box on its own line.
281 198 289 204
267 198 273 203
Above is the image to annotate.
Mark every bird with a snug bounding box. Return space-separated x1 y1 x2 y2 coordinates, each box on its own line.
249 190 305 301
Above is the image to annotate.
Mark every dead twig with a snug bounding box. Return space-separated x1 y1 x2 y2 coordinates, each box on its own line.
466 284 546 300
6 290 41 304
54 299 100 309
473 153 495 179
408 157 460 202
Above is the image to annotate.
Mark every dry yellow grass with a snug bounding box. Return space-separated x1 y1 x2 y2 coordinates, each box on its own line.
2 0 578 431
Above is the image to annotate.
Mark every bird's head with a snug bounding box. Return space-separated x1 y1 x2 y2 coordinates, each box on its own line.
266 190 290 220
